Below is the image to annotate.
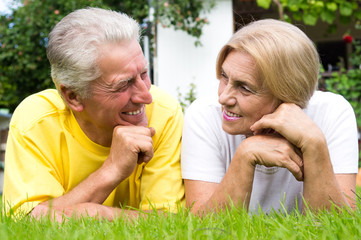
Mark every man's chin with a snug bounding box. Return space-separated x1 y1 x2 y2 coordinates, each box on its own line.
120 112 149 127
137 117 149 127
130 116 149 127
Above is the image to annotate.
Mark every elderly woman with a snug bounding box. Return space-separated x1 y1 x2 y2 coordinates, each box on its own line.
181 19 359 214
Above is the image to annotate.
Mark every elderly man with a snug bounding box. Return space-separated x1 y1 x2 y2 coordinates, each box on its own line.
3 7 184 221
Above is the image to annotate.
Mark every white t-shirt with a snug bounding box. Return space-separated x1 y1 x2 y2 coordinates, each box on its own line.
181 91 359 213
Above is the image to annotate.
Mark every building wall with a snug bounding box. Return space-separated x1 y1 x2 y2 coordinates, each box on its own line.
156 0 361 103
156 0 233 103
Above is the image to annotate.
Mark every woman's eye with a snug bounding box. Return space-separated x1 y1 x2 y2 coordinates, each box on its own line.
240 85 251 92
220 71 228 79
235 84 254 94
219 71 229 84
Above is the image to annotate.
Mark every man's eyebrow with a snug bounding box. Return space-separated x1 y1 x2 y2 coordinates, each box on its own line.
113 65 149 87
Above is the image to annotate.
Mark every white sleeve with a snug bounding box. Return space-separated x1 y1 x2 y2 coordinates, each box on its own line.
309 92 359 174
181 98 227 183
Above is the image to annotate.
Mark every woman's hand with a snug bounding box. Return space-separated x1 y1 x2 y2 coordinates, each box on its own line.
250 103 325 153
250 103 353 211
237 134 304 181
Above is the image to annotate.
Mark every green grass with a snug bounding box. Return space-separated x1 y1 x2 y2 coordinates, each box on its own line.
1 189 361 240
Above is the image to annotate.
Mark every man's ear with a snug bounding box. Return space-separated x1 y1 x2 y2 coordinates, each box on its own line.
60 84 84 112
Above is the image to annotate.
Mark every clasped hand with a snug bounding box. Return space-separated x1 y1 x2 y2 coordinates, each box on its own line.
239 103 325 181
105 125 155 182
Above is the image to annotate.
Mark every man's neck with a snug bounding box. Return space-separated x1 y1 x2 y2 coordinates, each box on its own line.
73 112 113 147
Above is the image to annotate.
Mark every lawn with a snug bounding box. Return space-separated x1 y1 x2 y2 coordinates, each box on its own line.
1 189 361 240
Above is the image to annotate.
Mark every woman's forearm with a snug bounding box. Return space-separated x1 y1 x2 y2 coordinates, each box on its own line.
194 148 255 215
302 138 351 211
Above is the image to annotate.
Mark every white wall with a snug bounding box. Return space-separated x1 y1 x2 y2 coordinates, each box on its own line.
155 0 233 102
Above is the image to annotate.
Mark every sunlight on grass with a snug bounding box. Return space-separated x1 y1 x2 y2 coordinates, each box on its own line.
1 187 361 239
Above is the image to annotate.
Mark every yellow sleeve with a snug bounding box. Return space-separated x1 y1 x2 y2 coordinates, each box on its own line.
3 119 65 215
139 94 184 212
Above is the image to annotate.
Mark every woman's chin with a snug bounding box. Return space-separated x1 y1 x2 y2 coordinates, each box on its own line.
222 124 249 136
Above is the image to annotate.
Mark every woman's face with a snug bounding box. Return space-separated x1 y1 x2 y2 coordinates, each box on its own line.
218 50 280 136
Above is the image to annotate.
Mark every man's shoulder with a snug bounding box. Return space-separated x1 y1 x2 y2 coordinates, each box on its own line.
148 85 181 113
10 89 67 131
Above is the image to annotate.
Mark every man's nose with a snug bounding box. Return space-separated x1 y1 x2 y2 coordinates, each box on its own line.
130 76 152 104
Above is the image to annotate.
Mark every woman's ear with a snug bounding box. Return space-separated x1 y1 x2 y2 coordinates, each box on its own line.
60 84 84 112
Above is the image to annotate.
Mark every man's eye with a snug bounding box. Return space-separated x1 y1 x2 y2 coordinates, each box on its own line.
112 81 130 92
141 71 148 80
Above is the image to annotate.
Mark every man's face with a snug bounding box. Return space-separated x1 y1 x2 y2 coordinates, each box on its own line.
78 39 152 135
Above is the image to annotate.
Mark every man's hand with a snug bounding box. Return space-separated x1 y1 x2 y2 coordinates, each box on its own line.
31 203 65 222
31 202 140 222
105 126 156 183
28 125 156 213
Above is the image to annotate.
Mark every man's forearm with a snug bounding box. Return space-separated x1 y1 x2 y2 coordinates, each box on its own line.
31 202 142 222
39 161 123 208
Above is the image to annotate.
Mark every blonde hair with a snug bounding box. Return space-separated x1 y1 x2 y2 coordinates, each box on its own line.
216 19 320 108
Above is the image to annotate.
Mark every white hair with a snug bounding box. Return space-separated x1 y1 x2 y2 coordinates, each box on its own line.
47 7 140 98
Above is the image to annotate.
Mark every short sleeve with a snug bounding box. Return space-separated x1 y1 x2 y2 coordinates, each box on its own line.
3 122 65 215
181 98 227 183
307 92 359 174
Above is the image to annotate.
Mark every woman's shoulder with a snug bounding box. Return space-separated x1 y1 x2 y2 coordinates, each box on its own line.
306 91 352 116
185 95 221 121
308 90 350 108
305 90 356 132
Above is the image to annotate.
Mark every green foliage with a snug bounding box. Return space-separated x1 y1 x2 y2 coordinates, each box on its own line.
154 0 215 46
257 0 361 31
105 0 149 24
325 40 361 129
0 0 105 113
0 0 213 113
177 83 197 112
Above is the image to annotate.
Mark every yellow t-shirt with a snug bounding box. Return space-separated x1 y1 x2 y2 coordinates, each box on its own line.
3 85 184 215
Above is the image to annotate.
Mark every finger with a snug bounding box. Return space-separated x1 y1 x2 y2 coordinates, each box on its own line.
114 125 153 137
250 116 277 135
137 149 154 164
136 139 154 164
148 127 156 137
282 142 304 181
291 146 303 168
272 139 304 181
282 158 304 181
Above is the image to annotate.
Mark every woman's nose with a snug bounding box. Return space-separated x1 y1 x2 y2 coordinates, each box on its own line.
218 84 236 106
